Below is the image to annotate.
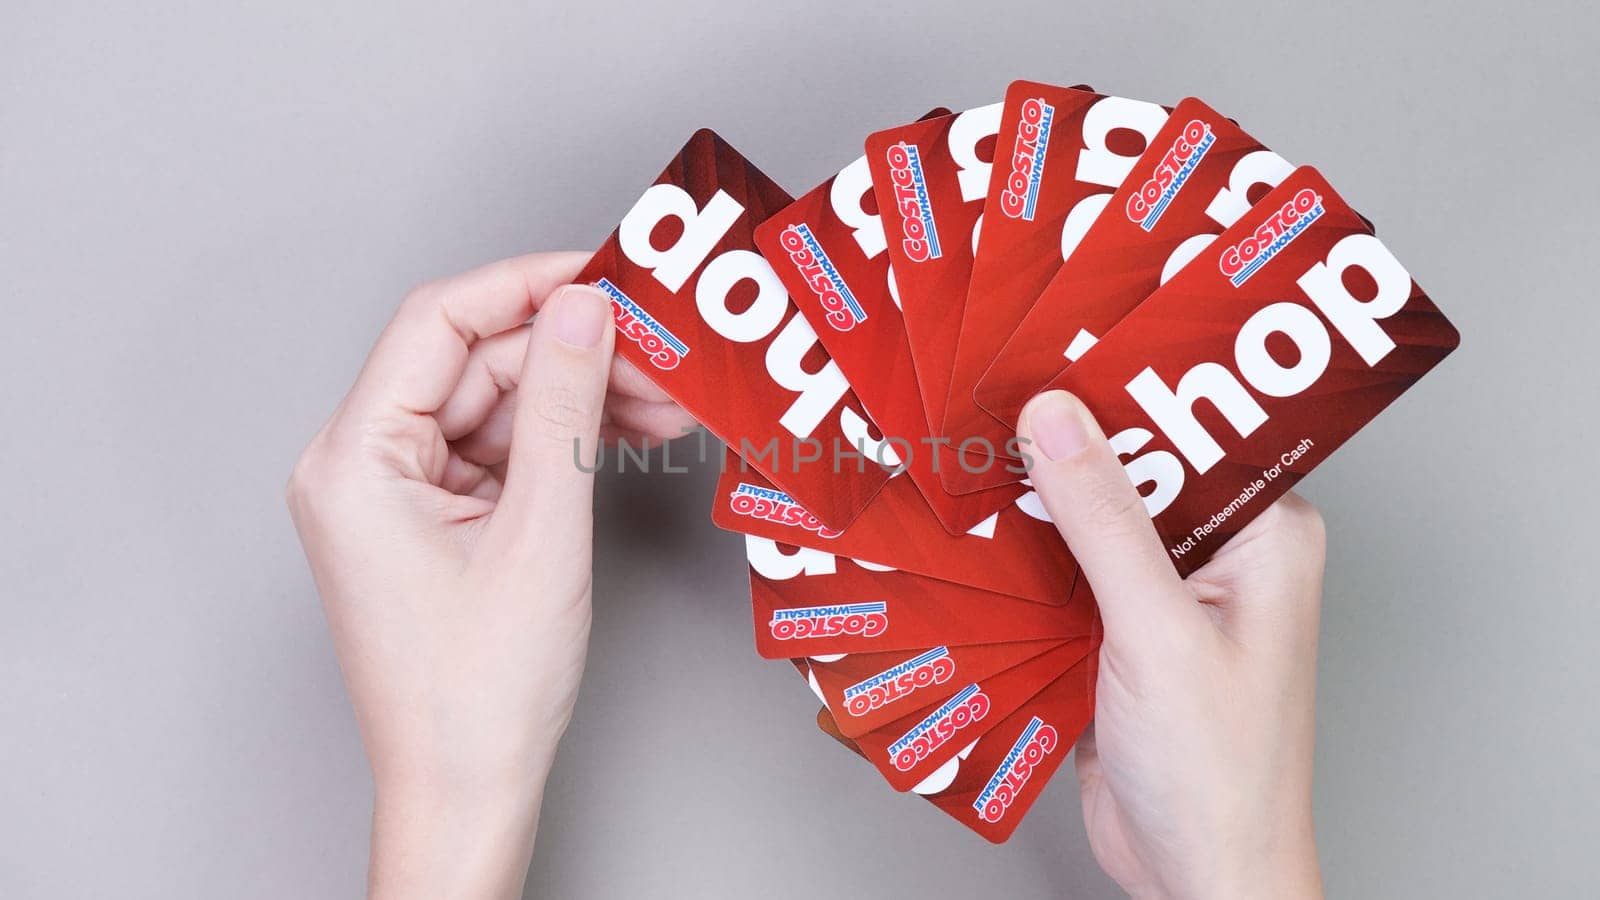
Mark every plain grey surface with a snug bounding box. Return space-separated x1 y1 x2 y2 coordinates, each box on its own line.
2 1 1597 897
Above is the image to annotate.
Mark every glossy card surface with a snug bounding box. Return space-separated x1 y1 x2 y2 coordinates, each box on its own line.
945 83 1170 482
841 638 1091 792
754 149 1024 534
718 448 1078 604
865 105 1020 495
577 129 888 530
805 638 1067 737
976 97 1294 425
1051 166 1459 575
746 537 1100 658
816 651 1097 842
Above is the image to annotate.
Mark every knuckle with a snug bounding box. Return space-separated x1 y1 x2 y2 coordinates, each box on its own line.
1264 493 1327 554
641 406 697 442
284 444 327 513
284 459 308 507
361 410 431 450
1231 494 1328 585
401 278 447 311
533 384 591 436
285 422 382 517
1077 467 1146 526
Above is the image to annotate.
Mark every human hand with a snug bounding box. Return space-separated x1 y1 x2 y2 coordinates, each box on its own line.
1018 391 1326 900
286 252 691 899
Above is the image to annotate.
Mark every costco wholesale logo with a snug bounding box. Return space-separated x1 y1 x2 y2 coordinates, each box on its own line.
594 277 689 370
887 684 990 772
770 602 888 641
885 142 943 262
841 647 956 717
778 223 868 331
1126 118 1216 232
999 97 1055 221
973 716 1059 824
1219 187 1324 286
728 483 840 539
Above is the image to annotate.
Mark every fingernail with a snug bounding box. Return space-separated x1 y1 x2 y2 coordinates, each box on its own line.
1025 391 1092 461
554 285 611 348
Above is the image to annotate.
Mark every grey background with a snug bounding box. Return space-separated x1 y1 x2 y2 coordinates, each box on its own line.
2 1 1595 897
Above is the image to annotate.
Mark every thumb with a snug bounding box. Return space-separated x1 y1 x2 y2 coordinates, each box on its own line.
486 284 615 550
1017 391 1203 642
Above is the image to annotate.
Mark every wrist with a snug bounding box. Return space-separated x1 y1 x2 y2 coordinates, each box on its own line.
367 750 557 900
366 705 568 815
1184 819 1322 900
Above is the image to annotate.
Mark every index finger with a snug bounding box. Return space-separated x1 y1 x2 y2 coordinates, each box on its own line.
345 251 590 419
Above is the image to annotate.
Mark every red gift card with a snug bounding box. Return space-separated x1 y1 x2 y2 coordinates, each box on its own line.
944 82 1170 488
976 97 1294 425
717 448 1077 605
815 651 1097 843
755 151 1027 534
578 129 888 530
1052 166 1459 574
865 105 1023 494
840 638 1091 792
916 654 1096 842
806 638 1072 738
746 537 1100 658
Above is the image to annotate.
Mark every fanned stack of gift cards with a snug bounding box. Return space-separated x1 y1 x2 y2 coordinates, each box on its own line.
575 80 1460 842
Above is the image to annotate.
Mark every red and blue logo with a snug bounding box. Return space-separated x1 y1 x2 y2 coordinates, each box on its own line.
778 223 868 331
770 602 888 641
728 482 840 539
1126 118 1216 232
887 683 990 772
885 142 943 262
594 277 689 370
999 97 1055 221
973 716 1059 824
1219 187 1324 287
842 647 955 717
